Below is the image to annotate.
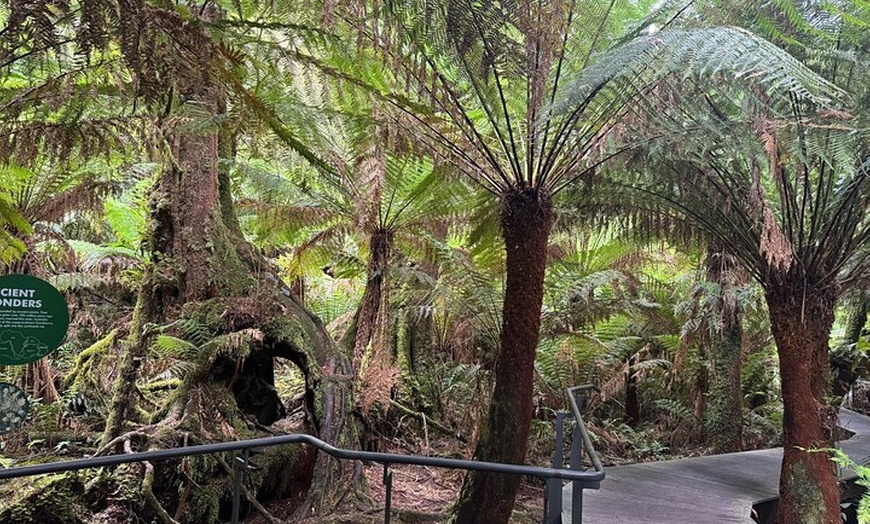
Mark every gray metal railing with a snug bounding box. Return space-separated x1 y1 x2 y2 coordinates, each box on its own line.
0 386 604 523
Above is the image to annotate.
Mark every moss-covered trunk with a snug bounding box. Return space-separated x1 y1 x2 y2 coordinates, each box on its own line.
766 280 839 524
453 188 553 524
98 28 357 521
705 246 743 453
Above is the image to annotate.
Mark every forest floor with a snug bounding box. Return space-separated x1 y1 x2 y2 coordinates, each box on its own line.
249 437 546 524
251 467 545 523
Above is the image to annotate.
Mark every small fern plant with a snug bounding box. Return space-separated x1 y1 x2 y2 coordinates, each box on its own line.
829 448 870 523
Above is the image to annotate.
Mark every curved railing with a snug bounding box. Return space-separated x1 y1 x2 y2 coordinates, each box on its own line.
0 385 604 523
544 385 605 524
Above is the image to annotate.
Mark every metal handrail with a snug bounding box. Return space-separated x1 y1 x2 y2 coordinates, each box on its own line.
0 414 604 523
567 385 605 475
0 432 603 484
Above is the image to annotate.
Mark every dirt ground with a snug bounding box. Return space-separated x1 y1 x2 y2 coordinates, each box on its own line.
250 452 547 523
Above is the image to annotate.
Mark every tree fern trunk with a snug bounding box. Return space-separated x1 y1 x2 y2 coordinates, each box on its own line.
352 227 393 369
453 188 553 524
625 353 640 427
705 246 743 452
766 281 839 524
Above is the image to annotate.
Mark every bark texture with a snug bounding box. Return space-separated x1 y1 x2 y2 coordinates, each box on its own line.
352 228 394 368
766 281 839 524
453 188 553 524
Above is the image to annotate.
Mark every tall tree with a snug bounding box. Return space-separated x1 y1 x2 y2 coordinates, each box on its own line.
701 244 745 452
609 22 867 520
1 0 361 518
321 1 844 520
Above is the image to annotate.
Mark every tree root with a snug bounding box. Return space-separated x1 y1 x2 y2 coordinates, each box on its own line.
143 460 180 524
93 430 151 456
173 433 193 521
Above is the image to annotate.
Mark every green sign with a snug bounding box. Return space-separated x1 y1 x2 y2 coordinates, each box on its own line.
0 382 28 433
0 274 69 365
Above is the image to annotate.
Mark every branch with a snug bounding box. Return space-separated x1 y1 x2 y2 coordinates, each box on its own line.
388 399 467 443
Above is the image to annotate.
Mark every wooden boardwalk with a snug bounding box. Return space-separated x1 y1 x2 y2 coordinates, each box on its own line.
567 409 870 524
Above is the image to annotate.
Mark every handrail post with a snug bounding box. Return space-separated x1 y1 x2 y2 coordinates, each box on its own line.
383 463 393 524
571 423 583 524
565 384 600 524
231 449 249 524
571 482 583 524
570 423 582 470
545 411 568 524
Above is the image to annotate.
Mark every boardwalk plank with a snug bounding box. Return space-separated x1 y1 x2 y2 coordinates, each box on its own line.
566 408 870 524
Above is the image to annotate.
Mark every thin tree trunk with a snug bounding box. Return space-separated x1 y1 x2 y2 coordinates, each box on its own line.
352 228 393 369
624 353 641 427
28 358 59 404
339 227 399 416
705 247 743 452
766 282 839 524
844 298 869 347
453 189 553 524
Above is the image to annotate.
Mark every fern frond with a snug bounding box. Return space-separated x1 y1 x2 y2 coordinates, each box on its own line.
553 26 847 120
178 318 212 347
150 335 198 360
198 328 265 368
67 240 141 272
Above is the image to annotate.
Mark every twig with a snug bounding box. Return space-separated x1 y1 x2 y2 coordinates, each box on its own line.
388 400 466 443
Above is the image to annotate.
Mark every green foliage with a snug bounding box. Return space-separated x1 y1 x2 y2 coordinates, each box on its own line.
830 448 870 524
652 398 694 423
555 26 844 119
102 194 147 252
536 335 601 392
413 358 485 429
613 421 670 460
150 335 199 379
3 3 867 523
0 164 32 263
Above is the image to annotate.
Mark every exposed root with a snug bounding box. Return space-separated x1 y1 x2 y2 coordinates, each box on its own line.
143 460 180 524
173 433 193 521
93 430 151 456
